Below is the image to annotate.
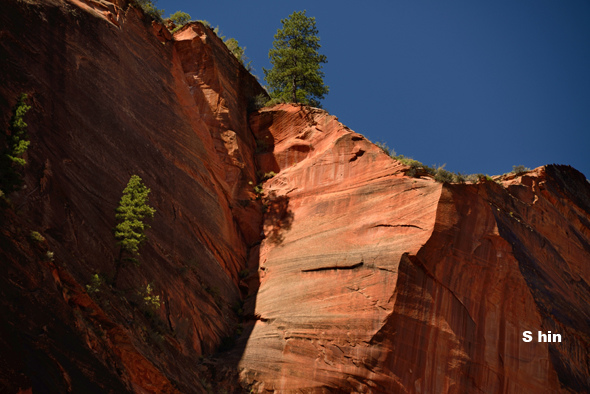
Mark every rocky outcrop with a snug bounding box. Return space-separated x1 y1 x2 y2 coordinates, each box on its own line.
239 105 590 392
1 0 589 393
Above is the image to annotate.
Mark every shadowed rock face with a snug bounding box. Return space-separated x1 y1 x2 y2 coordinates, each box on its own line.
1 0 589 393
1 0 263 392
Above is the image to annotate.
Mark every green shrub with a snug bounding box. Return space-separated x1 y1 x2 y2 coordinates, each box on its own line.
395 154 422 167
141 284 161 311
86 273 103 294
169 10 190 26
253 184 264 197
264 97 286 107
373 139 482 184
29 231 45 243
375 141 395 157
248 93 269 112
258 171 276 181
512 165 530 175
434 166 455 183
453 172 466 183
224 38 252 70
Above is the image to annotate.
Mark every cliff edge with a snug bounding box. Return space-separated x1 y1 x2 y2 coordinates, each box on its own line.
0 0 589 393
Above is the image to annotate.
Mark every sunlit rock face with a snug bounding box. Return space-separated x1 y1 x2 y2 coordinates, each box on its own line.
0 0 589 392
240 105 590 393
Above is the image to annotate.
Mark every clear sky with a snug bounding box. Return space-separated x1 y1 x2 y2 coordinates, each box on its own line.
158 0 590 178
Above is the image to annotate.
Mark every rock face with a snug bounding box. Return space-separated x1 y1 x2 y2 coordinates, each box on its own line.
239 105 590 393
0 0 263 392
0 0 589 393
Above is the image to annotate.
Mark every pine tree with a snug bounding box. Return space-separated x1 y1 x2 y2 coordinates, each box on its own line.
113 175 155 284
264 11 329 107
0 93 31 197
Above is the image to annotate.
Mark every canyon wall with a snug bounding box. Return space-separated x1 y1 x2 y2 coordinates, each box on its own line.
0 0 589 393
1 0 263 392
239 106 590 393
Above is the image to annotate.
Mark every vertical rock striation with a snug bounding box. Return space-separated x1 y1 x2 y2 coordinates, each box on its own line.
0 0 263 391
0 0 588 392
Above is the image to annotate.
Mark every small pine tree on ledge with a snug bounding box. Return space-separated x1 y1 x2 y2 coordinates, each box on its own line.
113 175 156 285
0 93 31 197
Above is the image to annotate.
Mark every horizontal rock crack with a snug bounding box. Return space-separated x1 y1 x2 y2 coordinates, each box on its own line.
302 262 364 272
372 224 424 230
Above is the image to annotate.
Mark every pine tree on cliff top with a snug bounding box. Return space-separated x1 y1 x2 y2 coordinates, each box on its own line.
264 10 329 108
113 175 155 284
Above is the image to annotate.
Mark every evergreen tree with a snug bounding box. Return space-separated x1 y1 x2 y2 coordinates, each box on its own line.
169 11 191 27
264 11 329 107
0 93 31 197
113 175 155 284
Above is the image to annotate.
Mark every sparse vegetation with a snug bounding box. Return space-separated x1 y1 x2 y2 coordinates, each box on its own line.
169 11 190 27
86 273 103 294
375 141 395 157
257 171 277 181
140 283 161 313
224 38 252 70
434 166 455 183
1 93 31 197
134 0 164 21
253 184 264 197
248 93 269 112
374 140 492 184
512 165 531 175
29 231 45 243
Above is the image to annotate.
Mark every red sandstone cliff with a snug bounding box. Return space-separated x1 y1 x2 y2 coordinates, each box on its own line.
239 106 590 393
0 0 589 393
1 0 264 392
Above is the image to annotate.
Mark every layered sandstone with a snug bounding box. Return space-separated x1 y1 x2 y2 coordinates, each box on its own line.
238 105 590 393
0 0 589 393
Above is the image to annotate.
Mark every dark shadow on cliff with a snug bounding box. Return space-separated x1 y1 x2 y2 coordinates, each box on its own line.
264 190 294 246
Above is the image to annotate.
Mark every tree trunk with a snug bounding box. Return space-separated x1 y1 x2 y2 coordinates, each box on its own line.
292 74 297 103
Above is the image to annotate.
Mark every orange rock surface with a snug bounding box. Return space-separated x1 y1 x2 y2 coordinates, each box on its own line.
239 105 590 392
0 0 589 392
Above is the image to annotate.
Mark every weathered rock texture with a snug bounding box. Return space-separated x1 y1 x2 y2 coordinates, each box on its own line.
239 105 590 393
1 0 263 392
0 0 589 393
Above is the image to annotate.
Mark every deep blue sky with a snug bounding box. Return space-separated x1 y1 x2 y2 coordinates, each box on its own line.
159 1 590 178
